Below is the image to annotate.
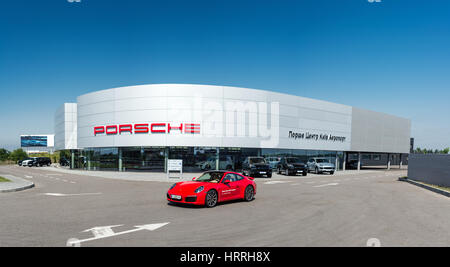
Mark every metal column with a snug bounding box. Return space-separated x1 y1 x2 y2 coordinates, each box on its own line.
216 147 220 170
343 152 347 171
118 148 123 172
387 153 391 170
71 150 75 170
357 152 361 171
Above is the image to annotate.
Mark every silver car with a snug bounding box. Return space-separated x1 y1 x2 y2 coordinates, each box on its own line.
307 157 335 175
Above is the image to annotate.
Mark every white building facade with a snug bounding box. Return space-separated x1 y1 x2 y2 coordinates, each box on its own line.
55 84 411 172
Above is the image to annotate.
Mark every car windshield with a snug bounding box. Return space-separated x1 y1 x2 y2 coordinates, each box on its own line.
286 158 302 164
250 158 266 164
316 159 330 163
194 172 224 183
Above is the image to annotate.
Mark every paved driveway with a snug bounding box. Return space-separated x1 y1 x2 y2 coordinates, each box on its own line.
0 165 448 247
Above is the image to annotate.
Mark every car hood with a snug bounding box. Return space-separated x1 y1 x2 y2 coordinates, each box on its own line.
317 163 335 167
169 181 211 194
251 163 269 168
291 163 306 168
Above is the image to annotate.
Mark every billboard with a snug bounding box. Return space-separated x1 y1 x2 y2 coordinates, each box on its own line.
21 136 48 147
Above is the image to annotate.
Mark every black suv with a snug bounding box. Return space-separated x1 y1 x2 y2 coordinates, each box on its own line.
242 157 272 178
277 157 308 176
29 157 52 167
60 158 70 167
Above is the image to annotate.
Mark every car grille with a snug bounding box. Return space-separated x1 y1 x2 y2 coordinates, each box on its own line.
185 196 197 203
255 166 269 170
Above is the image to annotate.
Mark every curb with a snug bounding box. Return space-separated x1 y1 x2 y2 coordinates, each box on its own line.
0 182 35 193
0 174 35 193
398 177 450 197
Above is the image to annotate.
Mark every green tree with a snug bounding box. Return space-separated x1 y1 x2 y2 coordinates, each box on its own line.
0 148 10 161
9 149 28 162
442 148 450 154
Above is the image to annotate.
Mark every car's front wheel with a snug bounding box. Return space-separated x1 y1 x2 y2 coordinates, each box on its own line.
244 186 254 202
205 190 218 208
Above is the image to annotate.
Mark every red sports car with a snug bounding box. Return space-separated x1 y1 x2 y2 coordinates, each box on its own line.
167 171 257 208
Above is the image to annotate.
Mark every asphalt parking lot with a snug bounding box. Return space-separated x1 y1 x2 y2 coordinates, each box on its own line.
0 165 449 247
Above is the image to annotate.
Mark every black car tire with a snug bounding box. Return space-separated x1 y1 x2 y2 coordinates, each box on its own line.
205 190 218 208
244 186 254 202
267 173 272 178
330 171 334 175
303 171 307 176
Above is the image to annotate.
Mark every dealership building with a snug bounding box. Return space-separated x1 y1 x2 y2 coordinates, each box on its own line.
54 84 411 172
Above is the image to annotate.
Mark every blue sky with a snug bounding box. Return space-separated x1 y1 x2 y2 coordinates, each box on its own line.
0 0 449 150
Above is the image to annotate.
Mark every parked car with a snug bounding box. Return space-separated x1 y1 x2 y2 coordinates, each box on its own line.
60 158 70 167
242 156 272 178
266 157 281 169
307 157 335 175
21 158 36 167
27 157 51 167
346 160 362 169
195 155 234 171
167 171 256 208
17 158 30 166
277 157 308 176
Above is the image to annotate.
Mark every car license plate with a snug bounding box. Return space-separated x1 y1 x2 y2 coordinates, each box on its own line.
260 171 266 174
171 195 181 200
297 170 302 173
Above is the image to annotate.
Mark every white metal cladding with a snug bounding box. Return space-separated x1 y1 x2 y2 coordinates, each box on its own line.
54 103 77 150
76 84 410 153
350 107 411 153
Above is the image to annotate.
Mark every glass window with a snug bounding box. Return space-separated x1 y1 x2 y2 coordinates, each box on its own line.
223 173 237 182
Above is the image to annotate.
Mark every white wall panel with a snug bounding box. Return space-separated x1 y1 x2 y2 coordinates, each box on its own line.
75 84 410 153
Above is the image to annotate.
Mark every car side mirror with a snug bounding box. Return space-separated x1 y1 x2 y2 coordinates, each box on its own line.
224 179 231 184
192 177 196 181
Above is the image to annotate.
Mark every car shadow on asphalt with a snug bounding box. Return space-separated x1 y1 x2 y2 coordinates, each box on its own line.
167 199 251 209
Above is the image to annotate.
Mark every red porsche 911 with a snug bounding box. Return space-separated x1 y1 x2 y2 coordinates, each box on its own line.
167 171 257 208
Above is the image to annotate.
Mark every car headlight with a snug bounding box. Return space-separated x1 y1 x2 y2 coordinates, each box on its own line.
169 183 177 190
194 186 204 193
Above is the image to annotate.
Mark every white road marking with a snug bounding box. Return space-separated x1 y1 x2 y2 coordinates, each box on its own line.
313 183 339 188
367 238 381 247
25 175 33 178
264 181 290 185
67 222 170 246
42 193 102 197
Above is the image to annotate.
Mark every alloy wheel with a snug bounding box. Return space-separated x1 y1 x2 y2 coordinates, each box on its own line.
245 186 254 201
205 190 218 208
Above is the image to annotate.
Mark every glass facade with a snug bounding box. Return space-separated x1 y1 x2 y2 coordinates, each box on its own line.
69 146 340 172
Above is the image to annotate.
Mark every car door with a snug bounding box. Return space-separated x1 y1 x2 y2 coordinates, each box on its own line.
278 158 285 171
307 159 315 171
242 158 248 173
218 173 240 201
